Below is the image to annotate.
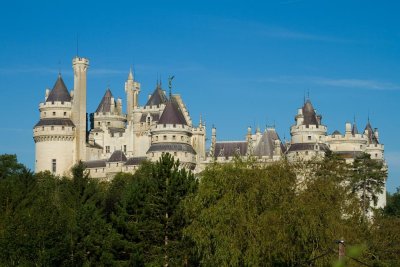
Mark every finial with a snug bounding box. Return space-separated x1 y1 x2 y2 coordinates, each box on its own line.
307 89 310 100
199 114 202 126
58 60 61 78
303 90 306 104
168 75 175 99
367 110 370 123
128 66 134 80
353 115 356 124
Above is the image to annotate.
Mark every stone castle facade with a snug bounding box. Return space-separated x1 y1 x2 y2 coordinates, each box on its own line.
33 56 386 207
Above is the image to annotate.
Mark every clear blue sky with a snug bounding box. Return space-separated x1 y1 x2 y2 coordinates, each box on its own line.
1 1 399 192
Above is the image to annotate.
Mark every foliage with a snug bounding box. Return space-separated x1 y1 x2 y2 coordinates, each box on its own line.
351 153 387 217
0 153 398 266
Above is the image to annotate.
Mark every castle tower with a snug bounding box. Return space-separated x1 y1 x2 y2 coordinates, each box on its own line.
191 115 206 162
33 74 75 175
132 83 168 157
89 88 127 156
72 57 89 162
287 99 328 160
125 68 141 122
147 96 196 170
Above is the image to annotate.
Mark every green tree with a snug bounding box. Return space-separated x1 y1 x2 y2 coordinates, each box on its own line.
384 188 400 217
351 153 387 217
109 153 198 266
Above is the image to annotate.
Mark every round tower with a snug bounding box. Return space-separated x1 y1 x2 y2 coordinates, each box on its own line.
72 57 89 163
287 99 328 160
146 97 196 170
33 74 75 175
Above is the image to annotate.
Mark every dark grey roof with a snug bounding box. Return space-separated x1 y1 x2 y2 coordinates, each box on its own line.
351 123 359 135
84 160 106 168
302 100 319 126
126 157 147 166
147 143 196 154
108 150 128 162
332 130 341 136
145 85 168 107
140 113 160 123
109 128 126 135
96 89 115 113
158 98 187 125
364 122 379 144
286 143 329 153
34 118 75 128
46 75 72 103
214 141 248 158
253 129 283 158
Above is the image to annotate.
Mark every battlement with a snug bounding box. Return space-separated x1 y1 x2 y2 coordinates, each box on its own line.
152 123 192 132
72 57 89 65
40 101 72 109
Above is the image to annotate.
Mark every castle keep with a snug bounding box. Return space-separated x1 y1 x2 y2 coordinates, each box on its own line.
33 56 386 207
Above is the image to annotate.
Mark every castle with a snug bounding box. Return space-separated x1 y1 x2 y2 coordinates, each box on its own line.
33 56 386 207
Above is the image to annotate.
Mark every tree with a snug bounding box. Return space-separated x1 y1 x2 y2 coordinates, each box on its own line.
384 187 400 217
351 153 387 217
108 153 198 266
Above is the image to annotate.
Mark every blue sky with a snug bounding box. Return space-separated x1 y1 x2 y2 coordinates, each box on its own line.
0 1 399 192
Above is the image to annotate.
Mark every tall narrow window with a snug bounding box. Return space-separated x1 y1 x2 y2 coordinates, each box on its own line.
124 145 126 153
106 146 110 153
52 159 56 173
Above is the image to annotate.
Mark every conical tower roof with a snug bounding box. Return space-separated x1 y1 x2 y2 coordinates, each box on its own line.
96 89 115 113
302 99 319 126
159 97 187 125
351 122 359 135
46 75 71 102
145 84 168 107
364 122 379 144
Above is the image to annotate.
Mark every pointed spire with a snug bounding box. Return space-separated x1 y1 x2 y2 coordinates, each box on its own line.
199 114 203 126
128 67 134 81
96 88 114 113
46 75 71 102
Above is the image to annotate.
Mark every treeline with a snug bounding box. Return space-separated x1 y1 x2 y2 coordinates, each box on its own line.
0 153 399 266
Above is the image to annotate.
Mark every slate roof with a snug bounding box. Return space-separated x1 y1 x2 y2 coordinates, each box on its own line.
125 157 147 166
34 118 75 127
364 122 379 144
46 75 72 103
108 150 128 162
214 141 248 158
140 113 160 123
96 89 115 113
332 130 341 136
302 100 319 126
158 98 187 125
286 143 329 153
147 143 196 154
351 123 359 135
145 85 168 107
253 129 284 158
84 160 106 168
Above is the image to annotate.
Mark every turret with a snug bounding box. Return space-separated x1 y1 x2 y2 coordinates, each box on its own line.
72 57 89 163
125 68 141 121
33 74 75 175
